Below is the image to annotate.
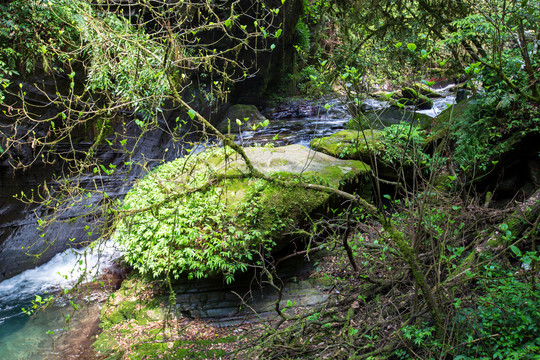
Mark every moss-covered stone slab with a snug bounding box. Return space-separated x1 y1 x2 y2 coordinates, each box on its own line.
311 127 430 181
94 276 236 359
310 129 384 161
115 145 370 281
98 278 168 330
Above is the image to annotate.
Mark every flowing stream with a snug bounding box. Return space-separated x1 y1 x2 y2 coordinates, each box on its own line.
0 241 121 359
0 89 455 358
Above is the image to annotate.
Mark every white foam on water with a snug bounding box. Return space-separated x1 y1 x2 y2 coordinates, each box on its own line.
0 240 122 324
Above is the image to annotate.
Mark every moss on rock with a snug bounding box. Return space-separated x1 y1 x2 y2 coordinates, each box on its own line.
115 145 371 281
412 82 443 98
98 277 167 330
94 276 236 359
425 98 470 143
310 129 384 161
396 87 434 110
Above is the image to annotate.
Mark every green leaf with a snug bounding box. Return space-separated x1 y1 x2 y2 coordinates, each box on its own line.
275 29 282 38
395 42 402 48
224 18 231 27
187 109 196 120
407 43 417 52
510 245 522 257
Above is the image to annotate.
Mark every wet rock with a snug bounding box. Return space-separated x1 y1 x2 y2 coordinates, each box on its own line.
263 99 321 119
412 82 443 98
217 104 267 133
425 98 470 143
397 87 434 110
456 88 470 103
310 129 384 161
528 159 540 187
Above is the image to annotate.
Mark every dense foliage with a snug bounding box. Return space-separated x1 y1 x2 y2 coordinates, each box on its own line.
0 0 539 359
116 147 274 283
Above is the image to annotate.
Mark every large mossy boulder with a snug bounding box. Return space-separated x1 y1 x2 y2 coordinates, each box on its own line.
115 145 370 282
311 127 428 180
425 98 470 142
310 130 384 161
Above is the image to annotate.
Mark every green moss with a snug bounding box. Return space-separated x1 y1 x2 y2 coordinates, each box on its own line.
115 145 369 281
401 87 418 99
397 87 434 110
348 108 433 131
416 94 434 110
94 294 238 360
310 130 384 161
412 82 442 98
99 277 166 330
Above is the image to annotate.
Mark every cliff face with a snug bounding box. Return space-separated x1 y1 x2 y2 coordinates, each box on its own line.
0 80 188 280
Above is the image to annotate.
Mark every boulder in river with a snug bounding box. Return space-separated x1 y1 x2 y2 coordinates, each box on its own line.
115 144 371 281
310 127 427 180
399 87 434 110
310 130 384 161
411 82 443 98
217 104 267 133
